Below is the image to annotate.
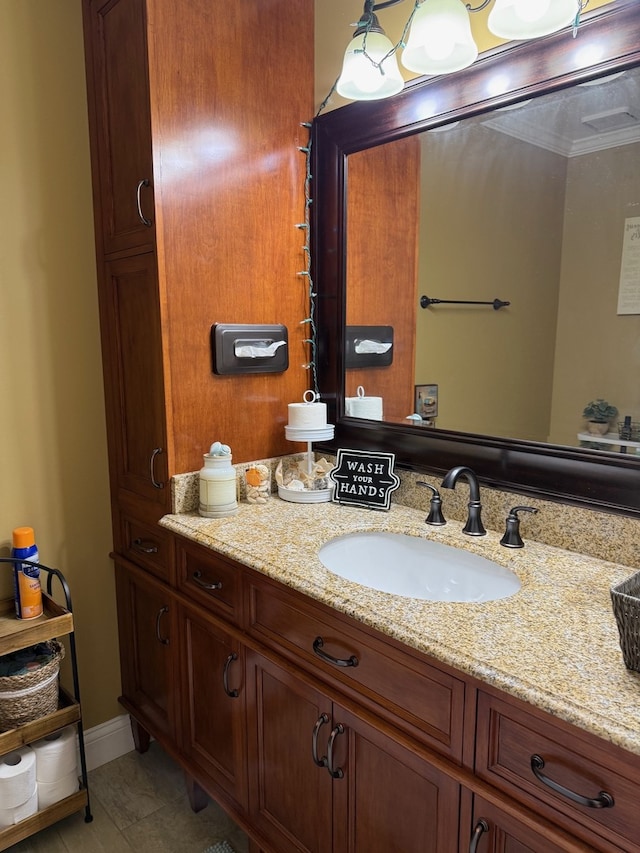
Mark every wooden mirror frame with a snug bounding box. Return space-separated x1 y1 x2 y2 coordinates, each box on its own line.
312 0 640 517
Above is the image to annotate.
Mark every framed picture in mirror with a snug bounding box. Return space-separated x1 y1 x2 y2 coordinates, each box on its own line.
415 385 438 421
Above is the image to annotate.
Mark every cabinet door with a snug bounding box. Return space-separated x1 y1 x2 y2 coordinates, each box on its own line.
246 649 459 853
468 798 570 853
115 561 176 741
179 602 247 812
85 0 155 255
245 650 333 853
332 705 460 853
101 253 168 506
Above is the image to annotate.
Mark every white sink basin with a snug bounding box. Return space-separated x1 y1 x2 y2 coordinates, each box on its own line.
319 532 520 602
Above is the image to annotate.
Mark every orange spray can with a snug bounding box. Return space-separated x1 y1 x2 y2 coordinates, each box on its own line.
11 527 43 620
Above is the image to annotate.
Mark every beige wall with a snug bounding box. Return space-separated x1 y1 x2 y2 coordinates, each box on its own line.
414 128 567 440
549 141 640 446
0 1 120 728
415 130 640 447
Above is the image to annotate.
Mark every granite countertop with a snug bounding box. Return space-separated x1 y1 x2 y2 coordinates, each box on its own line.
161 498 640 757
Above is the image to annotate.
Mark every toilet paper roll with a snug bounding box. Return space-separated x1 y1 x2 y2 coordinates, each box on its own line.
0 787 38 828
37 769 79 810
346 396 383 420
32 726 78 782
0 747 36 809
287 401 327 429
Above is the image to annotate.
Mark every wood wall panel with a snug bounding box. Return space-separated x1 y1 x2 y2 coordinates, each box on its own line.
147 0 313 469
346 136 420 421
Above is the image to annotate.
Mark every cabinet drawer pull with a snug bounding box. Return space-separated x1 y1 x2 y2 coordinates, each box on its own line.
156 606 169 645
469 819 488 853
313 636 358 668
326 724 345 779
132 538 158 554
193 570 223 591
530 755 614 809
136 178 152 227
223 652 239 698
150 447 165 489
312 713 330 767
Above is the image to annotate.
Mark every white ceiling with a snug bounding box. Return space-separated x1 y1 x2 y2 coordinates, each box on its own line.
481 69 640 157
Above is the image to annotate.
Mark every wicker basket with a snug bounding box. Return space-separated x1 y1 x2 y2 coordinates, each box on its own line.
617 421 640 441
0 640 64 731
611 572 640 672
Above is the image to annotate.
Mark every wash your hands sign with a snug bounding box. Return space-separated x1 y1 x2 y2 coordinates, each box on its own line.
330 449 400 511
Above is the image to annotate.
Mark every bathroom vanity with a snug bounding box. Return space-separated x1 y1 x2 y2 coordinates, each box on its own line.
116 498 640 853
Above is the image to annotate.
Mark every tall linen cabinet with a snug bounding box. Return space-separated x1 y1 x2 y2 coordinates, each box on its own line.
80 0 313 811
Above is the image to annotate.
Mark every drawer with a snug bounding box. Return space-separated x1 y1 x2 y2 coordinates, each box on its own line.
120 514 175 583
247 576 464 760
475 691 640 853
177 540 242 624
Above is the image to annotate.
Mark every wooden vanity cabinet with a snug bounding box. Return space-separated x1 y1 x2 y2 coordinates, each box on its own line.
82 0 314 504
244 650 333 853
246 572 466 762
118 504 175 584
177 539 243 625
175 539 248 815
475 691 640 853
114 560 179 749
162 535 640 853
177 600 248 814
83 0 169 515
84 0 155 258
81 0 314 804
100 252 169 511
245 647 460 853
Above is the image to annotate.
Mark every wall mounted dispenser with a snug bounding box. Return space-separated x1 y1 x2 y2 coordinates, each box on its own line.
345 325 393 369
211 324 289 375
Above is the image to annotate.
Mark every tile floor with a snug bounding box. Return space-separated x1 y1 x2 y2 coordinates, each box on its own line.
9 743 249 853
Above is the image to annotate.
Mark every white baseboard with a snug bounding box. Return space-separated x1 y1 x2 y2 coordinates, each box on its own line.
79 713 135 771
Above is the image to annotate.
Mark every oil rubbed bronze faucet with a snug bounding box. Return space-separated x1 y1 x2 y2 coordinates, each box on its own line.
441 466 486 536
416 481 446 526
500 505 538 548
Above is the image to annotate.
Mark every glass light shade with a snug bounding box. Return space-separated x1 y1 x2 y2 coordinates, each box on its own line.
488 0 578 40
336 30 405 100
402 0 478 76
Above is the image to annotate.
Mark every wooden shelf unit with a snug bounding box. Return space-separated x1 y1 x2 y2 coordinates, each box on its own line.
0 571 92 850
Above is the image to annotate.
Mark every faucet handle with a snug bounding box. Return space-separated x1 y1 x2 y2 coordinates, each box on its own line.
416 481 446 526
500 505 538 549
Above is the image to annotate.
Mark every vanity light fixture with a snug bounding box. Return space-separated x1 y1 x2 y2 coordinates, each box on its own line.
336 1 406 100
337 0 589 100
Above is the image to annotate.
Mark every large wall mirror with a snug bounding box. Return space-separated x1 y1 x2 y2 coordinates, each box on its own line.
313 0 640 517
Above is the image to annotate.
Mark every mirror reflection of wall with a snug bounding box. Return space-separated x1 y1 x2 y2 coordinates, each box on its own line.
416 119 566 443
346 69 640 448
346 136 421 420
